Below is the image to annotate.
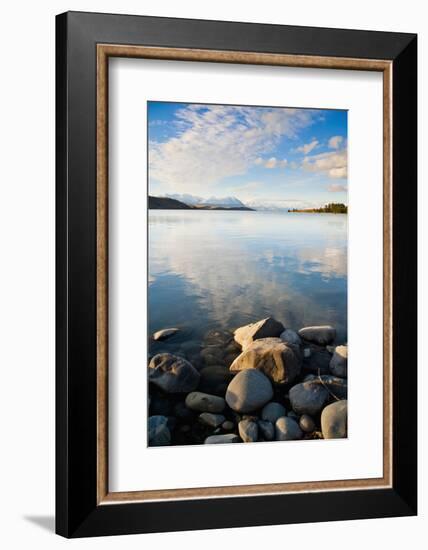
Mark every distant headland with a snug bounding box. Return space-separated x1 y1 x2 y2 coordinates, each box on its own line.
288 203 348 214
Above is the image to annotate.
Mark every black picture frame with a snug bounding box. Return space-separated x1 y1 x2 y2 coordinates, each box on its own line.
56 11 417 538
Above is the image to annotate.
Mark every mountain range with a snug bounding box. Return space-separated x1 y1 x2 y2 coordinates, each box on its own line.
164 194 246 209
149 193 323 211
149 195 253 211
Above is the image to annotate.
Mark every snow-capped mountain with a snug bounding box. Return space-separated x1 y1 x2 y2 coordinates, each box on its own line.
162 194 319 211
164 193 246 208
201 196 246 208
164 193 203 205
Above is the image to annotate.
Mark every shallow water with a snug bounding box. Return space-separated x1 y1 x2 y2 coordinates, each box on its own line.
148 210 347 348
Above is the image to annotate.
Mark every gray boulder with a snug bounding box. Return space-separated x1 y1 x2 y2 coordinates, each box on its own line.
258 420 275 441
199 412 225 428
185 391 226 413
148 415 171 446
289 380 330 415
321 400 348 439
230 337 301 384
225 369 273 413
234 317 285 350
204 433 241 444
261 402 286 424
280 328 302 346
330 345 348 377
238 419 259 442
152 327 180 341
298 325 336 345
275 416 303 441
149 353 200 393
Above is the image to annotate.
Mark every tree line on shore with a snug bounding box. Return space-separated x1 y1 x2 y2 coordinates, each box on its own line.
288 203 347 214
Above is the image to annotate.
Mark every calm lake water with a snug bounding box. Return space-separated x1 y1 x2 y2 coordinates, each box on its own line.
148 210 347 349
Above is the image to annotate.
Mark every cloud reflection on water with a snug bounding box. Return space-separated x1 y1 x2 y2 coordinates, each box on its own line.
148 210 347 343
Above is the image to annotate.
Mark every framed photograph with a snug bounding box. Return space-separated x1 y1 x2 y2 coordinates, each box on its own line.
56 11 417 537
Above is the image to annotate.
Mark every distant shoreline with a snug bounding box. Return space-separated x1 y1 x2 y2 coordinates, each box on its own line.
148 195 254 211
148 196 347 213
288 203 348 214
288 210 347 214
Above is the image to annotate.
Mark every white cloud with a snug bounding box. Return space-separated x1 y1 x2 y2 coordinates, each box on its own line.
263 157 288 169
327 183 347 192
265 157 277 169
149 105 317 192
328 135 344 149
302 149 347 179
297 140 319 154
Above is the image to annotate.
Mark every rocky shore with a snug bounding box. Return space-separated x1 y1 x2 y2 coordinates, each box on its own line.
148 318 348 446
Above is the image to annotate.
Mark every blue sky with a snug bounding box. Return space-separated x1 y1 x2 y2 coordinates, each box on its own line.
148 101 347 209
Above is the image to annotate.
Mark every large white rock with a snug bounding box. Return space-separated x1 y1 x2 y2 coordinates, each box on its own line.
225 369 273 413
230 337 301 384
234 317 284 350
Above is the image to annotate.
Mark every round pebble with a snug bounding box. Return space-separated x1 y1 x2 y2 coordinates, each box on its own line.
299 414 316 433
275 416 303 441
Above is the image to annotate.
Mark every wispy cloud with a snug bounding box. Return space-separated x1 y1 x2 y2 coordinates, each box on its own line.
149 104 318 191
256 157 288 169
296 139 319 154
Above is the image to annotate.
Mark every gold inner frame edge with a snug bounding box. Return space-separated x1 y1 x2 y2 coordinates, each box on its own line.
96 44 393 505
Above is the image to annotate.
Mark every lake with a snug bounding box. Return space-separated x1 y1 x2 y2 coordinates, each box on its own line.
148 210 347 351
